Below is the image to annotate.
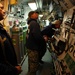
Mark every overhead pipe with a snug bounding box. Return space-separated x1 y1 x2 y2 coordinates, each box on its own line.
35 0 43 12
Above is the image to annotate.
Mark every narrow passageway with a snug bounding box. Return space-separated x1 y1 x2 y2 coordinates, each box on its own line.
20 49 55 75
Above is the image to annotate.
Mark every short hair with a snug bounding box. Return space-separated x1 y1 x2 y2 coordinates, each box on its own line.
28 11 39 18
28 11 39 19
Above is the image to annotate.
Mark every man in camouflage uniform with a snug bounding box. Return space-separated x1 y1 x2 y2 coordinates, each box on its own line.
26 11 46 75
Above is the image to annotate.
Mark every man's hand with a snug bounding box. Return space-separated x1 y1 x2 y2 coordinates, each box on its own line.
15 65 22 74
43 35 49 42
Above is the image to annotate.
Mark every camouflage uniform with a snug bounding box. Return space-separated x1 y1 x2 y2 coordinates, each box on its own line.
27 49 39 75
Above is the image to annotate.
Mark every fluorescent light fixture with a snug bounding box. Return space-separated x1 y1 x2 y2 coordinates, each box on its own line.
39 14 43 17
28 2 37 11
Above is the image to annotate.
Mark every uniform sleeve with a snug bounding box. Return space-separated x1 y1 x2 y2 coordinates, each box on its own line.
0 42 18 75
0 63 18 75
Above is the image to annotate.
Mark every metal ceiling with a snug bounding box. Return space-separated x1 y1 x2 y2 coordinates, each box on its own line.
18 0 75 11
17 0 75 20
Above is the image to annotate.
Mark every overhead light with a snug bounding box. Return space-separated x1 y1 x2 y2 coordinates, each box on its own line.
28 2 37 11
39 14 43 17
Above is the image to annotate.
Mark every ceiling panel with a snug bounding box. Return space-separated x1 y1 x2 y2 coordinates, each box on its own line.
17 0 75 20
43 0 51 5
